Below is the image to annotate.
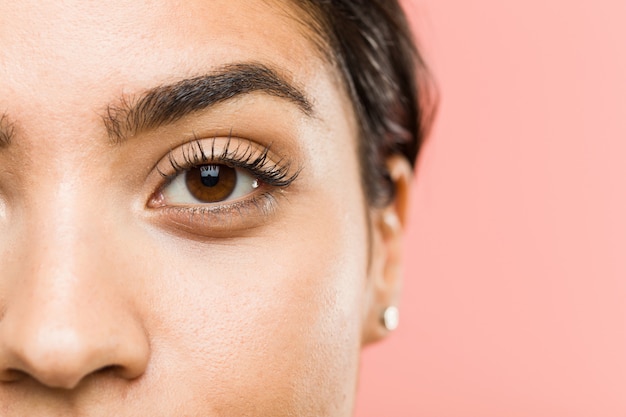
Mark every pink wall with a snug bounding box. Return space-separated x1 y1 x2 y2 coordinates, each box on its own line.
355 0 626 415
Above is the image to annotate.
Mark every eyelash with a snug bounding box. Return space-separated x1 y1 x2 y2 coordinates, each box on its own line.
157 136 298 189
149 135 300 231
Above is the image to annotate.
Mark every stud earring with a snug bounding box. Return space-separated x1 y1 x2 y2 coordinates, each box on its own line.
382 306 400 331
382 211 400 233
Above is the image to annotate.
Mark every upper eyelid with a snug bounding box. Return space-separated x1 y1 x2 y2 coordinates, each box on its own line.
154 136 300 187
157 136 259 177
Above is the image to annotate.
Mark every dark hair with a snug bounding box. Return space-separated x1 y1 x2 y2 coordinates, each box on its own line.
294 0 437 206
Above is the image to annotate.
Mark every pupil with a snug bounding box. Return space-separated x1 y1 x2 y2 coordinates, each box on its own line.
200 165 220 187
185 164 237 203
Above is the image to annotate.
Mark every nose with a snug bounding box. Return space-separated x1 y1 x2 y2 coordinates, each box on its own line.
0 304 149 389
0 202 150 390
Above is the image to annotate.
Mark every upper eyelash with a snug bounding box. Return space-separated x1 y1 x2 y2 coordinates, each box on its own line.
157 135 301 188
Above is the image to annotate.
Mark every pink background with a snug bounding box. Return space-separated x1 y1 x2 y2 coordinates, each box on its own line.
355 0 626 416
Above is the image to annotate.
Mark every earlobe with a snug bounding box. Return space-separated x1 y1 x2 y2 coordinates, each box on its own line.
361 156 413 345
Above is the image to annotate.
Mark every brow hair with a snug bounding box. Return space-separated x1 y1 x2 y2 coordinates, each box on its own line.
0 114 15 147
103 63 314 144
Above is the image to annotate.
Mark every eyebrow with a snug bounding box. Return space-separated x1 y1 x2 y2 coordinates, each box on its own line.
103 63 314 144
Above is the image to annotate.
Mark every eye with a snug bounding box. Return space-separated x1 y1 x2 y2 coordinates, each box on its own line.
161 164 260 204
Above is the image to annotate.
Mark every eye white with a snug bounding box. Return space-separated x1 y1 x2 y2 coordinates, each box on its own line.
162 166 260 205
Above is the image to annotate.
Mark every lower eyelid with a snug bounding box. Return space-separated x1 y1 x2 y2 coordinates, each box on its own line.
148 192 280 238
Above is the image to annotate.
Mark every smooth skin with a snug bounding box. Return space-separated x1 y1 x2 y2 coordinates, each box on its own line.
0 1 411 415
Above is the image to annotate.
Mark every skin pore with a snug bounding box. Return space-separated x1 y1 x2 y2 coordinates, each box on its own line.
0 1 410 416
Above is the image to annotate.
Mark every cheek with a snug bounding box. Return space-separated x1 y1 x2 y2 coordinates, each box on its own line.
133 193 369 415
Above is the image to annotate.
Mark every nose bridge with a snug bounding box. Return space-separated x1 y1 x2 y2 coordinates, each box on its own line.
22 169 108 289
0 170 150 389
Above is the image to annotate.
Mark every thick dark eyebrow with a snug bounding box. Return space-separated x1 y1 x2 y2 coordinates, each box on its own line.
0 114 15 147
103 63 314 144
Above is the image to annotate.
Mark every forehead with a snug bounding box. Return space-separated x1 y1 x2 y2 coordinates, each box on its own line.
0 0 327 110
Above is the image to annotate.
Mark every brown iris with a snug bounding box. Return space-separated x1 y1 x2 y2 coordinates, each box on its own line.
185 164 237 203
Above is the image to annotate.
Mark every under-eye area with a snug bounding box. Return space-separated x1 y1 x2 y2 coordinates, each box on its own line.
147 135 301 235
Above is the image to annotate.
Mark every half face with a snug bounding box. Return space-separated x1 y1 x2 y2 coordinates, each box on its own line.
0 1 403 416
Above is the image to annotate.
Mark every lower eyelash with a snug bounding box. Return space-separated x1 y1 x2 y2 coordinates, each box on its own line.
157 191 280 234
174 191 277 216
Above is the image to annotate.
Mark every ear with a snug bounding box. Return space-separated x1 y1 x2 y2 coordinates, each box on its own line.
361 155 413 345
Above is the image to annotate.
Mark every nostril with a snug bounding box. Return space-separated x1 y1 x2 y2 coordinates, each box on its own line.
0 365 128 387
94 365 119 375
0 288 151 390
0 368 29 383
94 364 144 381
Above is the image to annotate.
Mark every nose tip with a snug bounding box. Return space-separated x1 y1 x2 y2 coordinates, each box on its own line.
0 321 148 390
0 310 150 390
2 328 104 389
0 315 150 390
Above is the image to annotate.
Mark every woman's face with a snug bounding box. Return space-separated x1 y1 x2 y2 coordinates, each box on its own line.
0 1 406 415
